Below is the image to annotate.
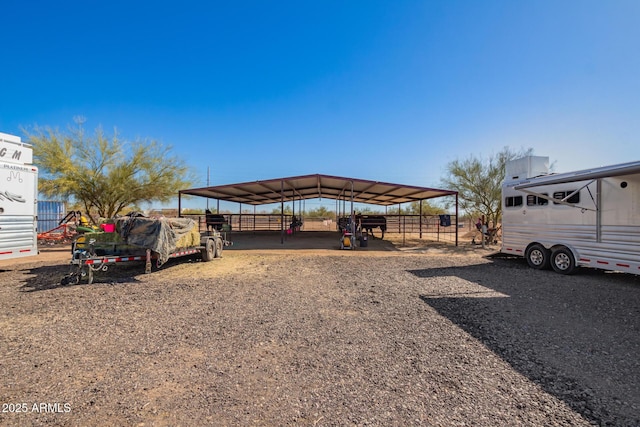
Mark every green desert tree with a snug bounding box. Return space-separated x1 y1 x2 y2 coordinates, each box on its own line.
271 205 293 215
306 206 334 219
406 200 445 215
379 201 443 216
440 147 533 228
24 122 193 221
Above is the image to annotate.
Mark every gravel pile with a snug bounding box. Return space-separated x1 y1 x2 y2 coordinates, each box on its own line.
1 247 639 426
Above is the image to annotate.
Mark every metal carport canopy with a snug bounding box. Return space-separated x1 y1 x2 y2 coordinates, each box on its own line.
179 173 457 206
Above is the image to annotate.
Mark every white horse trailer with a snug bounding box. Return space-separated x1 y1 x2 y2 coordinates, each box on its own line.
501 156 640 275
0 132 38 261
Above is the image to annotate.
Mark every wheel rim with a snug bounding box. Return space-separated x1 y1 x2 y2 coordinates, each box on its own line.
530 249 544 266
555 253 571 270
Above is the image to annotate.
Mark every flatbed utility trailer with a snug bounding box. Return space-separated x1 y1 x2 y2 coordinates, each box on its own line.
62 216 227 285
501 156 640 275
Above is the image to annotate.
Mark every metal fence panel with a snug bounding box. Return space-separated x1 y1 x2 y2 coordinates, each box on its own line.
37 201 66 233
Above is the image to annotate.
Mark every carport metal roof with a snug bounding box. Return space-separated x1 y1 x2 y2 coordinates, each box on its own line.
179 173 457 206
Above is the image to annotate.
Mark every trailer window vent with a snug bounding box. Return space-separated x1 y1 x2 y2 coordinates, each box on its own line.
505 195 523 208
553 190 580 204
527 194 549 206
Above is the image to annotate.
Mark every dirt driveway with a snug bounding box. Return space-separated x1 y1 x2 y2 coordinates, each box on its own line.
1 233 639 426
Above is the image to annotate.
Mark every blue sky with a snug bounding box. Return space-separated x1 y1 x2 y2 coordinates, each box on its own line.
2 0 639 211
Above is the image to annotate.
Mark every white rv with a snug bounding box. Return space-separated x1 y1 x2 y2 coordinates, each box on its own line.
501 156 640 275
0 132 38 261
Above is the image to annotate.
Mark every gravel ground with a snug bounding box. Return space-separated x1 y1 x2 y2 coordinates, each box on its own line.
1 237 639 426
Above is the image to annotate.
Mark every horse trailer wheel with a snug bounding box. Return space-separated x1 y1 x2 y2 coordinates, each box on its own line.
526 244 550 270
202 239 215 262
551 247 576 275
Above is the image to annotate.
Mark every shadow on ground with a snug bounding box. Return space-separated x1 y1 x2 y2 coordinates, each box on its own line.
411 259 640 425
15 257 200 292
224 230 398 251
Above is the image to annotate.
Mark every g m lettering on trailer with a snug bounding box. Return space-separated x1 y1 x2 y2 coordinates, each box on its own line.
0 147 24 161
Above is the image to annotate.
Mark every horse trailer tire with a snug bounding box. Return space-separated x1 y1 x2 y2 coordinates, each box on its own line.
202 239 215 262
551 247 576 275
526 244 550 270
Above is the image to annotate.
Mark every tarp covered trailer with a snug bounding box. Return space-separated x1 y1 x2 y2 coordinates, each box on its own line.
63 216 227 284
501 156 640 275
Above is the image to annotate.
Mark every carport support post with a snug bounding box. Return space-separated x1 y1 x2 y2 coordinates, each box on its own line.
419 200 423 239
350 180 354 250
403 214 406 246
455 193 459 246
402 211 407 245
178 192 182 217
342 197 346 219
280 179 284 245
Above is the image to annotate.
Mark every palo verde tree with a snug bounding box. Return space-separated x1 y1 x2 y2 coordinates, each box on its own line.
24 121 193 221
440 147 533 228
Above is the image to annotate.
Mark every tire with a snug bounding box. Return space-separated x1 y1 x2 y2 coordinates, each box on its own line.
551 247 576 275
526 244 550 270
202 239 215 262
214 238 223 258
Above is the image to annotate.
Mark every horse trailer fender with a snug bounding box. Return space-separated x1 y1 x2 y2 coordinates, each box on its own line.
549 243 579 261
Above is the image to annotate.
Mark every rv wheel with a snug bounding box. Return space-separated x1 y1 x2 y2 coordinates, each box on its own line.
526 244 550 270
551 247 576 275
